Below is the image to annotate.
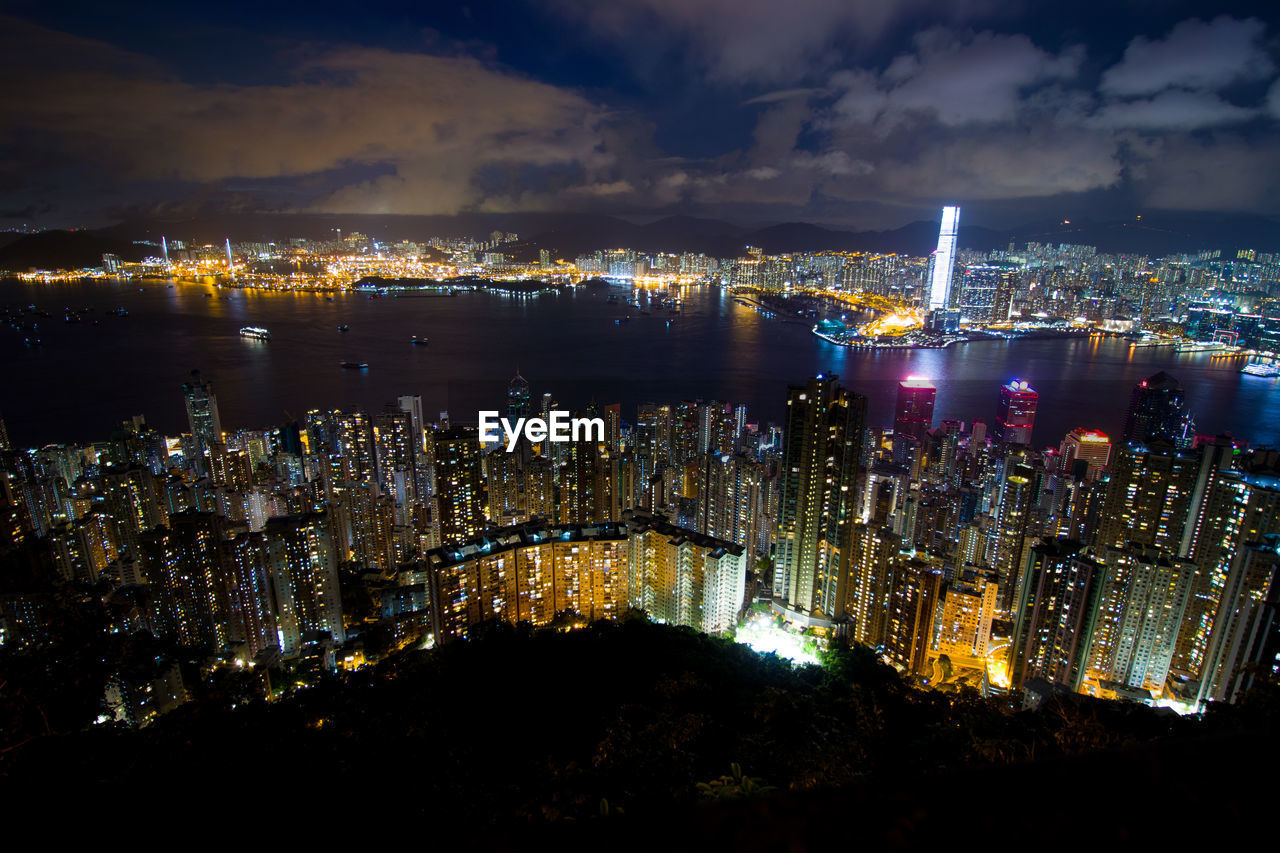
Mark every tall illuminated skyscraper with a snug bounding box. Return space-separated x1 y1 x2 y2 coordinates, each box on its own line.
265 513 345 655
894 377 937 440
182 371 223 478
994 380 1038 445
432 427 487 544
927 205 960 310
775 375 867 625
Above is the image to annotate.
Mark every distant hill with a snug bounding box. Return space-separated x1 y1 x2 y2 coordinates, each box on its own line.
0 230 154 272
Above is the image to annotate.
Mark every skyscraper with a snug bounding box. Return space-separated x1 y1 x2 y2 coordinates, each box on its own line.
1122 371 1194 448
1087 543 1195 694
507 370 530 419
956 262 999 322
894 377 937 440
1060 428 1112 480
265 513 345 655
432 427 487 544
1010 538 1104 691
993 380 1038 445
775 375 867 626
182 372 223 478
928 205 960 310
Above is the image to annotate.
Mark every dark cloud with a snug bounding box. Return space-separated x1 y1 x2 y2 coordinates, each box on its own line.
0 16 618 218
1100 16 1273 96
1 7 1279 227
551 0 1005 85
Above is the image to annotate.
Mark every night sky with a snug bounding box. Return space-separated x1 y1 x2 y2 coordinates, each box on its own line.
2 0 1279 229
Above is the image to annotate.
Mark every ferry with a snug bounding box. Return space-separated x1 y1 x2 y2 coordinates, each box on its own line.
410 336 429 346
239 326 271 340
1175 341 1232 353
341 361 369 370
1242 362 1280 377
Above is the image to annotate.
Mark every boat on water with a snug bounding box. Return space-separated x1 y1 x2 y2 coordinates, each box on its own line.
410 336 429 346
1175 341 1231 353
337 324 349 332
239 326 271 340
342 361 369 370
1242 362 1280 377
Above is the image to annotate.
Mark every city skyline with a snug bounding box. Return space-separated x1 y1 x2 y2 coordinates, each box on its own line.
4 1 1280 841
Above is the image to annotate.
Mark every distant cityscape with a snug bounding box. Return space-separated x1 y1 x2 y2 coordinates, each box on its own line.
9 205 1280 362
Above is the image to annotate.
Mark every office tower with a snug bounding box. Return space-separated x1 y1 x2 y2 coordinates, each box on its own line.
140 511 232 649
182 372 223 477
935 568 999 663
508 371 530 418
397 395 425 452
628 511 745 634
264 513 345 656
884 559 944 675
927 205 960 310
894 377 937 440
1122 371 1194 448
222 532 280 659
1196 536 1280 705
1059 428 1111 481
1087 543 1194 695
426 520 630 642
994 267 1018 322
993 380 1037 445
1010 538 1104 691
775 375 867 625
956 263 1002 323
432 427 487 544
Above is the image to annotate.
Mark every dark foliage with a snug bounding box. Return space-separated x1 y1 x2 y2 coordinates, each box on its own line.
1 619 1276 841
